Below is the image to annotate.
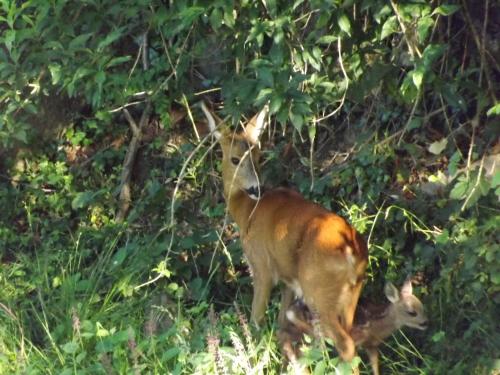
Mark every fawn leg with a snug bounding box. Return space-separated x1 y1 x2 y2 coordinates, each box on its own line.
278 285 294 326
366 347 380 375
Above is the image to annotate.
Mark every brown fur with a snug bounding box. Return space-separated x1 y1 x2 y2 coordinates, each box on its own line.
201 103 368 362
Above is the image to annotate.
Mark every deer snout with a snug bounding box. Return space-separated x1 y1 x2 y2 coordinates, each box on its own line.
418 319 429 330
245 186 260 200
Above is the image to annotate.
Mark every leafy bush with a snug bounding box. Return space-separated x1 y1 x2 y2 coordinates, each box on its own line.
1 0 498 374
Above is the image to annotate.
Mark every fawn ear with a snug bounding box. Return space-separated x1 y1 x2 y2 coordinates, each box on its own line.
384 282 400 303
244 105 269 145
200 102 222 140
401 278 413 297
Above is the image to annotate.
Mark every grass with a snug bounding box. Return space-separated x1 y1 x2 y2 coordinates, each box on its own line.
0 227 438 375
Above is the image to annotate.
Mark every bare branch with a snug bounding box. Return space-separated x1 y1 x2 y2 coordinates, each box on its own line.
116 32 152 222
123 108 141 136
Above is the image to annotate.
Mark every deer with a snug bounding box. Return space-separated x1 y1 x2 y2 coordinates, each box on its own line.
279 279 428 375
200 102 368 362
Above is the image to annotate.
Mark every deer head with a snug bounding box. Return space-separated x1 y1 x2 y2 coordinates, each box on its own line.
200 102 268 200
384 280 428 331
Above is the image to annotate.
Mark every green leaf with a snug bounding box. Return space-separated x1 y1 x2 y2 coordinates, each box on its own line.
72 191 98 209
49 64 62 85
4 29 15 52
412 68 424 90
290 111 304 132
492 172 500 188
317 35 337 45
422 44 445 68
14 128 27 143
106 56 131 68
171 7 204 36
417 16 434 43
448 151 461 177
407 117 423 131
441 83 466 111
435 229 449 245
62 341 79 354
381 16 398 39
257 67 274 86
432 4 460 16
76 351 87 364
431 331 446 342
400 74 418 102
111 247 129 268
478 175 490 196
69 33 93 50
269 95 283 114
312 359 327 375
97 27 125 51
428 138 447 155
337 13 351 36
95 71 105 85
450 179 468 200
491 271 500 285
162 347 181 362
256 88 273 104
486 103 500 116
223 8 235 28
209 8 222 30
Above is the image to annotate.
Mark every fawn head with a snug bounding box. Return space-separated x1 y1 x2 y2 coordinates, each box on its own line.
201 102 268 199
385 279 428 330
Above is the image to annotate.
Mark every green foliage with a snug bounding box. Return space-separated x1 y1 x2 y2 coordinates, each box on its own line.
1 0 498 374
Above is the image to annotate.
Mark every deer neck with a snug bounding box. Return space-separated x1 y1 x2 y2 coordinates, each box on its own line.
369 305 399 341
225 189 258 233
354 304 400 346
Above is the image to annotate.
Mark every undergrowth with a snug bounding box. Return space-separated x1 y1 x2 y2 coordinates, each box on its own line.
1 0 499 374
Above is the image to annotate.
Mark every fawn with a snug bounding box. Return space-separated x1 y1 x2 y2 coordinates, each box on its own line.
279 279 428 374
201 102 368 361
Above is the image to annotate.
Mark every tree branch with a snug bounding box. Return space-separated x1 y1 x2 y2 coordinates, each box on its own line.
116 31 152 223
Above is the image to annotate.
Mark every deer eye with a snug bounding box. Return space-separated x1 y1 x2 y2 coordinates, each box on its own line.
407 310 417 317
231 157 240 165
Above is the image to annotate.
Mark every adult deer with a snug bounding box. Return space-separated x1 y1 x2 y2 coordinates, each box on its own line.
280 280 428 374
201 102 368 362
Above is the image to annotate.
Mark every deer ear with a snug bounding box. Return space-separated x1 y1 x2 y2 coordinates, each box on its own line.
401 278 413 297
384 282 400 303
200 102 222 140
244 105 269 145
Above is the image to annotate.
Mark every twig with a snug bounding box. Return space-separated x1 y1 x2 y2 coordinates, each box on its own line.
309 120 316 192
108 100 145 113
397 93 421 145
461 154 486 211
461 0 496 102
157 25 193 95
390 0 422 59
116 32 152 222
123 108 140 136
182 95 200 142
134 132 221 290
141 32 149 70
116 103 152 222
465 125 475 180
315 38 349 123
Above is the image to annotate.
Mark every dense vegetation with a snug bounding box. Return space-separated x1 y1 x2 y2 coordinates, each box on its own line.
1 0 499 374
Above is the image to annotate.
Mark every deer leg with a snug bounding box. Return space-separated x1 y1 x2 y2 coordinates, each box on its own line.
342 281 364 332
316 308 356 362
250 270 273 327
366 347 380 375
279 332 298 364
